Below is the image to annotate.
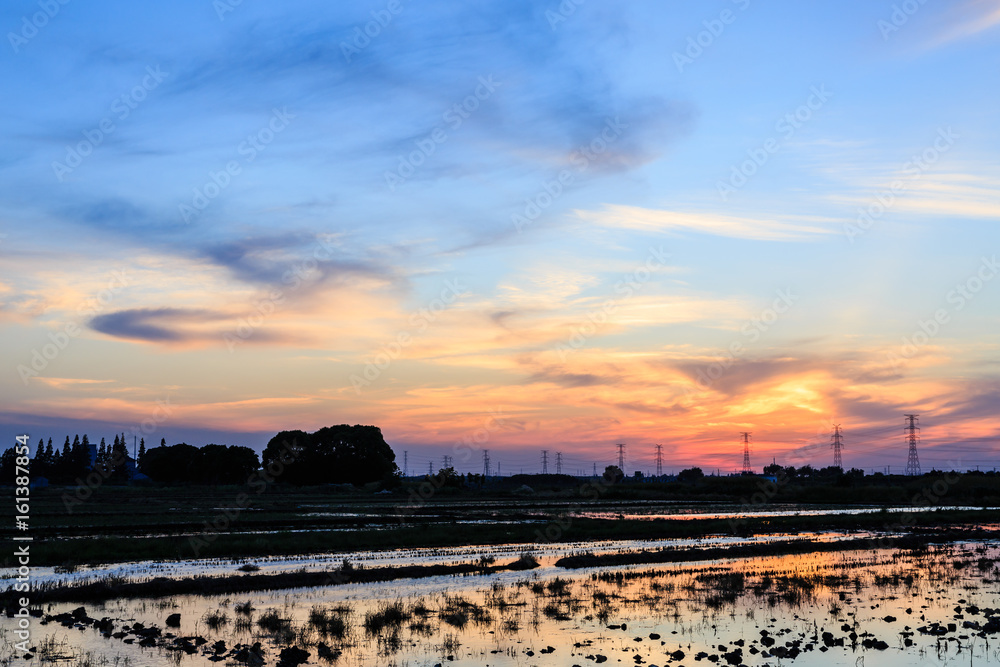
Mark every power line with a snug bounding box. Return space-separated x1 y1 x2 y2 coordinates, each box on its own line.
905 414 921 476
831 425 844 469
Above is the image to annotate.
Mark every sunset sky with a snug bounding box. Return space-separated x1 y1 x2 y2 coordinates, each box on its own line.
2 0 999 474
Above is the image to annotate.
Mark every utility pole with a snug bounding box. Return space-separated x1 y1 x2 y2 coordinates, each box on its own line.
655 444 663 477
483 449 491 478
740 432 752 474
555 452 563 475
831 425 844 469
616 443 626 470
541 450 549 474
904 414 921 476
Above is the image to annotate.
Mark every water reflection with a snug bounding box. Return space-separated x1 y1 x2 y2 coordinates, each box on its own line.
5 541 999 666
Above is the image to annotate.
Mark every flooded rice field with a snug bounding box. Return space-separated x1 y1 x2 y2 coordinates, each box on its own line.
7 531 875 590
3 540 999 667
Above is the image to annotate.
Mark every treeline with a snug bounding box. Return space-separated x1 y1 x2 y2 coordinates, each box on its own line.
139 443 258 484
0 434 144 485
0 433 256 485
0 424 399 487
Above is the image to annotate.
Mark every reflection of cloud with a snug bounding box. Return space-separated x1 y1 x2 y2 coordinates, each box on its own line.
577 205 835 241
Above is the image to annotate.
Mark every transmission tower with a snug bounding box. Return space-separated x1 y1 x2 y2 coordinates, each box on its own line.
483 449 491 478
428 461 433 476
443 455 452 469
740 432 752 474
555 452 563 475
616 443 626 470
831 425 844 469
541 450 549 474
904 414 921 476
655 444 663 477
403 451 408 477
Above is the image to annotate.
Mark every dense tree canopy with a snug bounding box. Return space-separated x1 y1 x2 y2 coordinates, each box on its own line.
139 443 259 484
262 424 398 485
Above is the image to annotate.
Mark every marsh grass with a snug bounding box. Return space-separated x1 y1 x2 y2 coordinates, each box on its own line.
364 600 409 635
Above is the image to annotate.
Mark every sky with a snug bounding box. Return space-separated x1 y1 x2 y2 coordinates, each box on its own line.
1 0 999 475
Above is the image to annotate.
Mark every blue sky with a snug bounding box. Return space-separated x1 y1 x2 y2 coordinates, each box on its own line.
2 0 999 474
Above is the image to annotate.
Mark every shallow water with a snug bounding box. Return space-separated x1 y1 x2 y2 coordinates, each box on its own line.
5 540 999 666
2 530 879 589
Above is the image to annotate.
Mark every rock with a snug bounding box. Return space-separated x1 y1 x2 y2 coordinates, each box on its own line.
276 646 310 667
166 613 181 627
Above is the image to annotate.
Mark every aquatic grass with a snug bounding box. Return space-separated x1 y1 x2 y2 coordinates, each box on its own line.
364 600 409 635
201 609 228 629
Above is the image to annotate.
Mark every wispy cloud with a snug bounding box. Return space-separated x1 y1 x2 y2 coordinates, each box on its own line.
927 0 1000 47
577 205 836 241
